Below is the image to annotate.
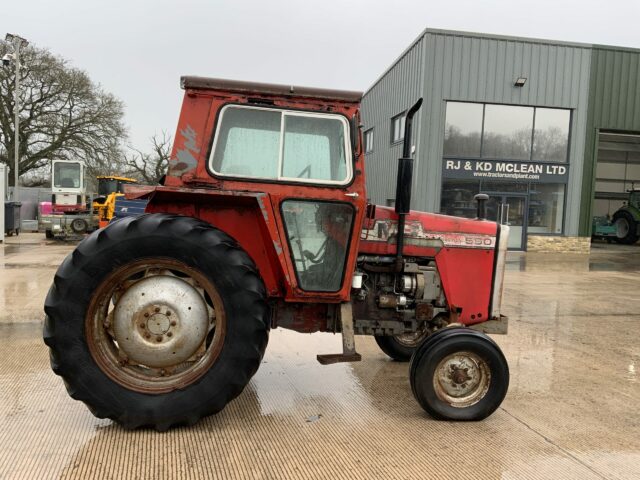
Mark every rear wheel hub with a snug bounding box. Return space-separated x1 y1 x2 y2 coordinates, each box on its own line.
113 276 209 368
86 258 225 394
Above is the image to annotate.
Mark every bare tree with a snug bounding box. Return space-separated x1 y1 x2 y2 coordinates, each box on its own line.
0 41 127 185
124 132 171 184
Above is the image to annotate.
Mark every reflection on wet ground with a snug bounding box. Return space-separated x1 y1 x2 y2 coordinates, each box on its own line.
1 235 639 479
0 233 74 324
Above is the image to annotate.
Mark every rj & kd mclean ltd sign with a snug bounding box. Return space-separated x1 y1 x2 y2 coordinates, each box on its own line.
442 159 569 183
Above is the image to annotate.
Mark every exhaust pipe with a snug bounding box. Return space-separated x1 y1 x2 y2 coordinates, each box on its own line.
394 98 423 272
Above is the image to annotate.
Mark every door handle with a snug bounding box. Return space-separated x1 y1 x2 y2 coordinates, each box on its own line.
344 192 359 198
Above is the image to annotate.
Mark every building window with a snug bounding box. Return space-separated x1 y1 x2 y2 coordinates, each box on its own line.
444 102 483 157
532 108 571 163
528 184 565 234
440 180 480 218
440 180 565 235
482 104 534 160
364 128 374 153
443 101 571 163
391 112 406 144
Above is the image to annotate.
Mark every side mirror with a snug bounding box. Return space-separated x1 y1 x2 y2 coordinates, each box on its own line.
474 193 489 220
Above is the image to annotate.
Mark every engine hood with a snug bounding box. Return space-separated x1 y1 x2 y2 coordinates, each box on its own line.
359 205 499 256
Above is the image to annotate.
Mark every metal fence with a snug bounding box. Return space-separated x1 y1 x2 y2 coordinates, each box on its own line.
7 187 51 231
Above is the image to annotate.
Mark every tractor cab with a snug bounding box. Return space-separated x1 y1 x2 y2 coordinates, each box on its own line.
51 160 86 213
97 176 138 197
628 189 640 209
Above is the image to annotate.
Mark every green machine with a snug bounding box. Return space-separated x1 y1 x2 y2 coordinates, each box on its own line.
601 189 640 244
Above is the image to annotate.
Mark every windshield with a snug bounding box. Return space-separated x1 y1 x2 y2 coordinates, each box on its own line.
53 163 82 189
98 179 118 195
210 105 351 185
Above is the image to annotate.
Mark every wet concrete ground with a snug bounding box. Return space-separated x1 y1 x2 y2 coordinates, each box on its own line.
0 234 639 479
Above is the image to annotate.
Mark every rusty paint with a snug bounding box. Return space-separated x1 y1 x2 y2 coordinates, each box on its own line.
255 193 270 223
171 125 200 176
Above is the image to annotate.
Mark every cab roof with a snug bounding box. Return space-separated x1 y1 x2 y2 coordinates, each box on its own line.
181 76 362 103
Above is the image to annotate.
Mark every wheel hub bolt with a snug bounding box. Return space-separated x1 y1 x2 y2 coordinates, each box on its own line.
144 312 149 318
166 311 171 316
144 333 151 339
156 336 163 342
139 323 145 328
170 321 177 327
154 307 160 313
167 332 173 337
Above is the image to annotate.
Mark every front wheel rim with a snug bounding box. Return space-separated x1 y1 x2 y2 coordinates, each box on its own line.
433 351 491 408
86 258 226 394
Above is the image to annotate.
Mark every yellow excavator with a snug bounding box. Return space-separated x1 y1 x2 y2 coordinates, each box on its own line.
93 176 138 227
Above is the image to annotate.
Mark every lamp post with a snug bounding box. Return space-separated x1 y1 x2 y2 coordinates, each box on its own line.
4 33 28 202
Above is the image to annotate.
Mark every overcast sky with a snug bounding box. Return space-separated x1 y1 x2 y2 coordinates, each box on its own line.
4 0 640 152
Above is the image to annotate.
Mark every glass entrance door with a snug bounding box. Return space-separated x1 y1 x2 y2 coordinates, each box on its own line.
485 194 527 250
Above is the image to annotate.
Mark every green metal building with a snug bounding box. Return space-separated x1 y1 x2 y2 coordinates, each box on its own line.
361 29 640 251
581 46 640 237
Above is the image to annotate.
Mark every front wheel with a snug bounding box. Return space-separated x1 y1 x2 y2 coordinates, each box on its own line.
410 328 509 420
44 214 269 430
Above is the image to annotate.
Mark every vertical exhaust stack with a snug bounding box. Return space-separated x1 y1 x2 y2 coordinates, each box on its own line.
394 98 423 272
475 193 489 220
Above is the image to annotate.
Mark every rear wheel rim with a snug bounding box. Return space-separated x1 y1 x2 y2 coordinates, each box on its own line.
86 258 226 394
433 351 491 408
395 329 428 348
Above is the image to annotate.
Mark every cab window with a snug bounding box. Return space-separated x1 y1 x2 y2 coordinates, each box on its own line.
53 163 82 189
210 105 351 185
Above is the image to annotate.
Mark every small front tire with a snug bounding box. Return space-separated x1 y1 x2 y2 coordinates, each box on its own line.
410 328 509 421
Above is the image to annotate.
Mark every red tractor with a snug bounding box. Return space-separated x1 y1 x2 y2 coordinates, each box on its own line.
44 77 510 430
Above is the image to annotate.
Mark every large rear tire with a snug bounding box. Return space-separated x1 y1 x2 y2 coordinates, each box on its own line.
613 210 639 244
43 214 269 430
410 328 508 421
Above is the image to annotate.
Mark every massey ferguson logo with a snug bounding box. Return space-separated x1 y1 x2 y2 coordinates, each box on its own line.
362 220 496 249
